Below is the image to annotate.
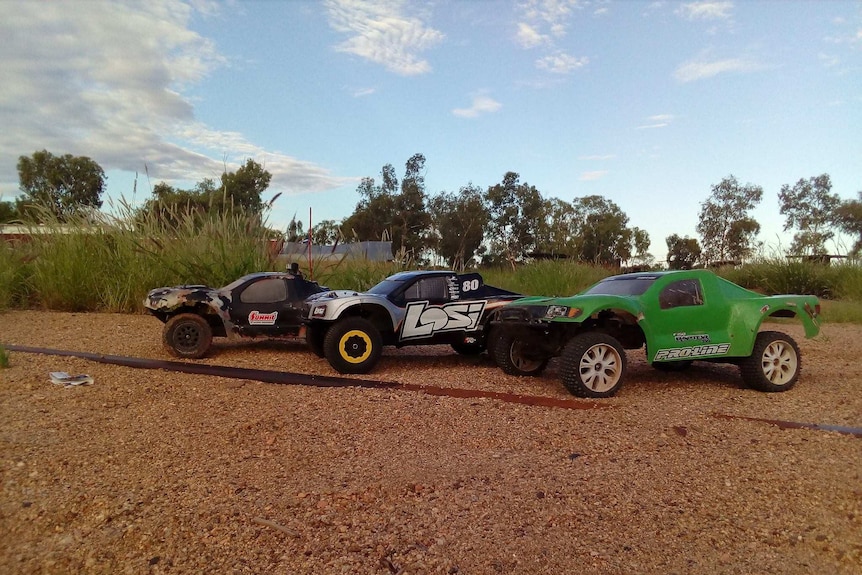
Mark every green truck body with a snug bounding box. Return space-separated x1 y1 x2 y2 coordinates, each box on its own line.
490 269 821 398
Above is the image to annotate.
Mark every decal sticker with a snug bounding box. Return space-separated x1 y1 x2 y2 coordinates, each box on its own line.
673 332 711 343
654 343 730 361
400 301 486 341
248 311 278 325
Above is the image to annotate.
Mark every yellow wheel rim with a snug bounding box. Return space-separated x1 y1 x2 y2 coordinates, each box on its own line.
339 330 373 364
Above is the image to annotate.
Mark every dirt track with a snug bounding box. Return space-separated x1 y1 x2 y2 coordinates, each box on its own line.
1 311 860 574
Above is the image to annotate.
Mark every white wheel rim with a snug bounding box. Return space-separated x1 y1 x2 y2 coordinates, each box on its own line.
579 343 622 393
761 340 797 385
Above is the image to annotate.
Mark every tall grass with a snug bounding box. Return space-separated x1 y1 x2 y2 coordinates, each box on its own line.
0 240 29 310
15 201 280 312
718 256 862 300
481 260 611 296
3 204 862 325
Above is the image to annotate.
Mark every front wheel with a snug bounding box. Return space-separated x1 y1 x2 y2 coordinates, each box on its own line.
492 333 549 376
323 317 383 374
740 331 801 392
163 313 213 359
560 332 626 398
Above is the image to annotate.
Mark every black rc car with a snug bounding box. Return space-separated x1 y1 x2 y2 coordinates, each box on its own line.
302 270 522 374
144 270 327 358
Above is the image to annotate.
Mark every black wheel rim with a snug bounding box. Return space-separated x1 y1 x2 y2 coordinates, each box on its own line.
175 323 201 351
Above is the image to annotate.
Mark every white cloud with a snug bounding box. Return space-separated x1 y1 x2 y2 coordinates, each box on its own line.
673 57 761 82
0 1 349 199
578 154 616 161
452 95 503 118
676 1 733 21
515 1 589 74
579 170 608 181
536 52 589 74
325 0 444 76
516 22 548 48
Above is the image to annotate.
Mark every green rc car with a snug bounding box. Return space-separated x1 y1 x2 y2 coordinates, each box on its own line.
490 269 821 398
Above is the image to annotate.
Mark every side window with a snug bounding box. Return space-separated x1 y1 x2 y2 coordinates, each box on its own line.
403 277 450 302
240 278 287 304
659 279 703 310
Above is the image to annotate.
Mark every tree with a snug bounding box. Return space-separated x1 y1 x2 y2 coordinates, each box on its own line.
139 160 272 226
428 184 489 270
220 158 272 212
393 153 431 260
0 201 19 223
778 174 840 255
696 175 763 264
342 154 432 262
17 150 105 221
571 195 646 266
485 172 544 264
666 234 702 269
535 198 578 257
311 219 343 245
834 191 862 256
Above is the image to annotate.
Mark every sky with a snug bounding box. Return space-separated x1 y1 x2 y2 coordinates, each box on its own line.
1 0 860 259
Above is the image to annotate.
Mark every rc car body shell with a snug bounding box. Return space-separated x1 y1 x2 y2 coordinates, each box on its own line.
493 269 820 364
303 270 521 373
145 272 327 348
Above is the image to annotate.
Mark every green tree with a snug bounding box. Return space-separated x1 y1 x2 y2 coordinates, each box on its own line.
16 150 105 221
310 219 343 245
571 195 646 266
535 198 578 257
666 234 702 269
220 158 272 212
834 191 862 256
0 201 19 223
393 153 431 260
429 184 489 270
778 174 840 255
696 175 763 264
485 172 544 264
342 154 432 261
139 161 272 227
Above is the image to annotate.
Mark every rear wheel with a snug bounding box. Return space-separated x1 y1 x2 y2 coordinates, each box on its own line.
560 332 626 398
306 324 327 358
492 333 549 376
163 313 213 359
323 317 383 374
740 331 801 392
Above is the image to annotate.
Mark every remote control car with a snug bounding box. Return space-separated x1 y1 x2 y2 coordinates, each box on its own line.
302 270 521 374
145 270 327 358
491 269 820 398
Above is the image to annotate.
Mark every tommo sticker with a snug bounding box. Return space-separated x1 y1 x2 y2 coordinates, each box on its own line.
653 343 730 361
400 301 486 340
673 332 711 343
249 311 278 325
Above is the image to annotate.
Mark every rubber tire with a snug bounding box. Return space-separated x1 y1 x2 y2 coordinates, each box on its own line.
560 332 627 398
740 331 801 392
652 360 694 372
323 317 383 374
163 313 213 359
451 341 485 356
306 324 327 358
492 332 549 376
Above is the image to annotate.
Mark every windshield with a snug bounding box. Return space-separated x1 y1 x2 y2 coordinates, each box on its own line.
583 276 657 296
367 279 403 296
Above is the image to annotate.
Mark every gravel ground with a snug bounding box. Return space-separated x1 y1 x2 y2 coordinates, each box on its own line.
0 310 860 575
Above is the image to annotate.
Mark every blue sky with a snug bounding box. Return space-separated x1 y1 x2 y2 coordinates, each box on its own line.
1 0 860 258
